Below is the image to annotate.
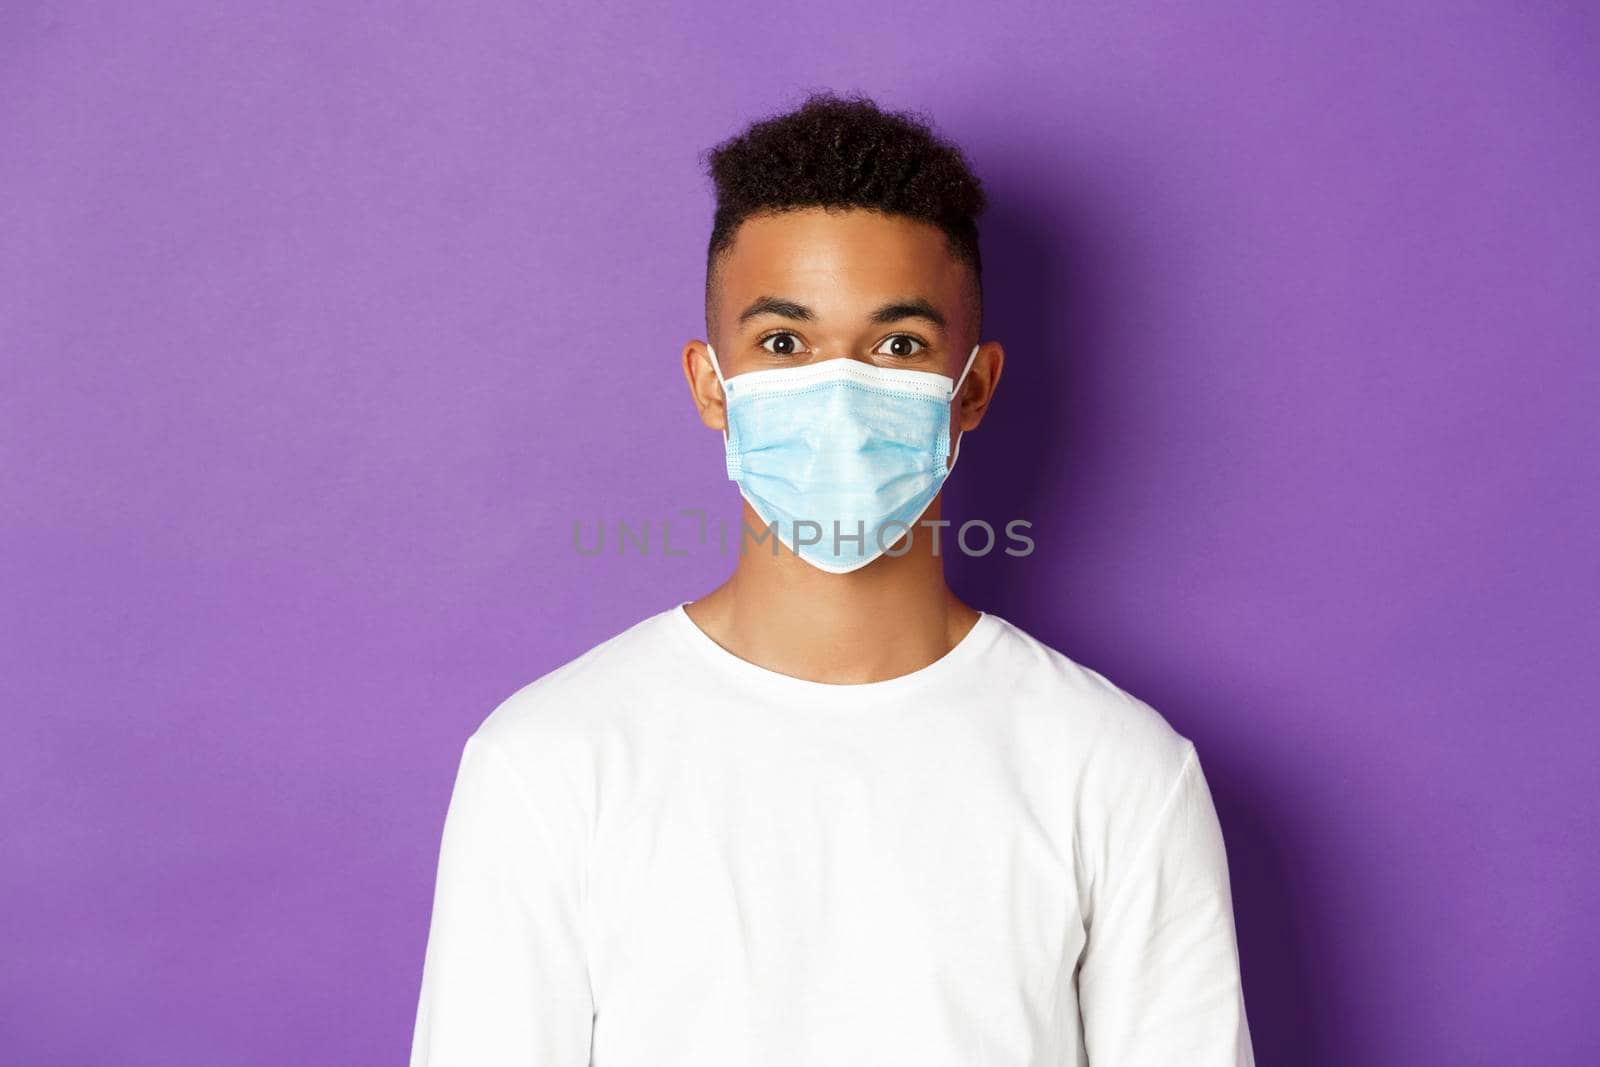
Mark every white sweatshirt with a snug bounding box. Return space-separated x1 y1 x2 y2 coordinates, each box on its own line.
409 604 1255 1066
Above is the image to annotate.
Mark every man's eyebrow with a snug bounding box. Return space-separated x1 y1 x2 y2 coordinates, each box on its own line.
868 298 946 331
736 296 815 325
735 295 948 331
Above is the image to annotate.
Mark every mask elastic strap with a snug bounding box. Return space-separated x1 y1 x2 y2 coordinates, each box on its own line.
705 344 730 444
953 342 981 397
948 343 981 471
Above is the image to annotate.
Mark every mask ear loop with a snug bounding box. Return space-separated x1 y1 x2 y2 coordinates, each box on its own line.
946 343 982 472
705 344 730 445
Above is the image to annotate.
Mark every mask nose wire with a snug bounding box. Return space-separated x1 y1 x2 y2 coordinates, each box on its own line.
947 342 982 471
710 341 980 458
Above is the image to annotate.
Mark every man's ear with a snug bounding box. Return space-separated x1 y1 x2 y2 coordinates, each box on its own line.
956 341 1004 432
682 342 727 431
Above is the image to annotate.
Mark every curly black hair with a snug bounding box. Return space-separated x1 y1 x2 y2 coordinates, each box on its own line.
700 90 988 332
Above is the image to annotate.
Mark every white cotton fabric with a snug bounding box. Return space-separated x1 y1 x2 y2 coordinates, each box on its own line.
410 604 1255 1066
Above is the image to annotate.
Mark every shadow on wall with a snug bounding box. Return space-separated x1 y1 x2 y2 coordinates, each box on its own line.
943 170 1325 1065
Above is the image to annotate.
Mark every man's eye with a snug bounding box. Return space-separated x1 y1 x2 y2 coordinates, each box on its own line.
874 334 927 359
759 332 806 357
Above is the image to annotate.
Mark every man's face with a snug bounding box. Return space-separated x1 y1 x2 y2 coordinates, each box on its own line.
707 207 980 384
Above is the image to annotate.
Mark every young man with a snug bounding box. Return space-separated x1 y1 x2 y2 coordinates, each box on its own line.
410 91 1256 1066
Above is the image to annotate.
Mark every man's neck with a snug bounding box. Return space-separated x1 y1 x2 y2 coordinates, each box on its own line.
683 500 981 685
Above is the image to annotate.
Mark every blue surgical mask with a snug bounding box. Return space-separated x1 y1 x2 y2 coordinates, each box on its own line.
704 344 981 573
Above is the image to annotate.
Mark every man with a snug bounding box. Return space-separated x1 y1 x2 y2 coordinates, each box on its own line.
410 91 1255 1066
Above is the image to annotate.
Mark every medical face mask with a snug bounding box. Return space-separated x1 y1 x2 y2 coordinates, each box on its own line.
704 343 981 574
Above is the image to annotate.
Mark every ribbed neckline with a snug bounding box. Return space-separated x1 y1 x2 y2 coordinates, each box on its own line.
664 601 1001 704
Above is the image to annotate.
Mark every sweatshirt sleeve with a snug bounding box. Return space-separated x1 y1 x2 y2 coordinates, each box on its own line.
1076 744 1255 1066
409 731 594 1066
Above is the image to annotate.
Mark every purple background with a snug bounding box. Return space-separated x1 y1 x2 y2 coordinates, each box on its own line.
3 3 1596 1064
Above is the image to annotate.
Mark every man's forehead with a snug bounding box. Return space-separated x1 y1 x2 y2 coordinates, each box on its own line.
717 212 967 315
726 208 954 272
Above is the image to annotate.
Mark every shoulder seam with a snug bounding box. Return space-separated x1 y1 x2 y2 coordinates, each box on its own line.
464 731 597 1011
1090 739 1199 930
